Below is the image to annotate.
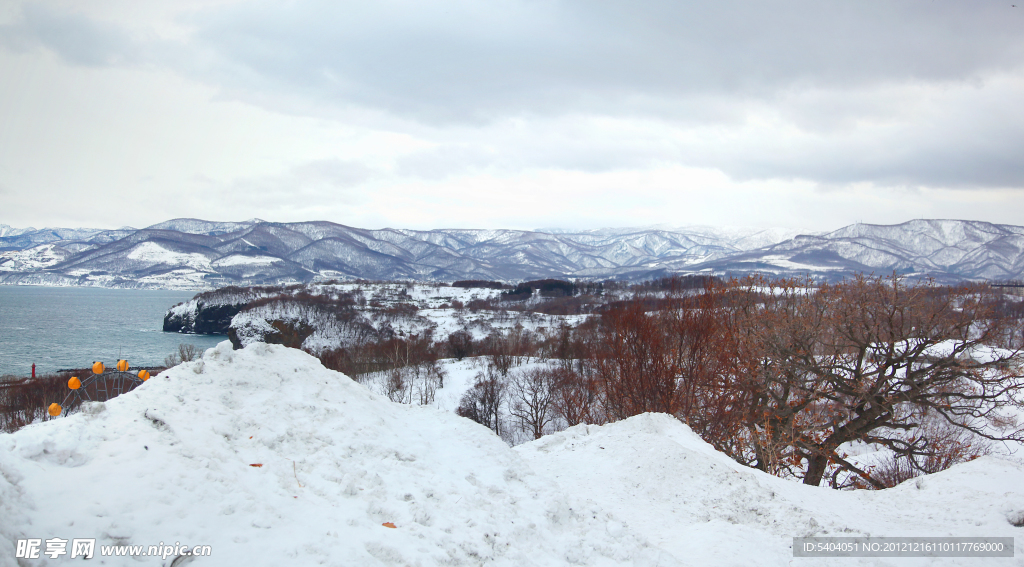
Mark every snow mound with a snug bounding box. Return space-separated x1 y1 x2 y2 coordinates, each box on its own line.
5 349 1023 566
516 413 1024 566
0 343 674 566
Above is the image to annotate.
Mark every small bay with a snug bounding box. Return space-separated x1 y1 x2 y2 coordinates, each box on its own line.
0 285 225 376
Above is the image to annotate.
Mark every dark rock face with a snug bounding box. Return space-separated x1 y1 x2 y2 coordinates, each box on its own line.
163 302 246 334
227 327 244 350
193 303 246 334
162 310 189 333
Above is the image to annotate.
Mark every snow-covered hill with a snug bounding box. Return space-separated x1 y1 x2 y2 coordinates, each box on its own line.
2 218 1023 288
0 343 674 566
0 225 134 251
166 281 580 358
2 343 1022 565
517 413 1024 565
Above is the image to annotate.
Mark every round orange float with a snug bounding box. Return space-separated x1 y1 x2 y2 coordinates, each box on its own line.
47 403 62 417
116 359 129 372
92 361 105 374
68 377 81 390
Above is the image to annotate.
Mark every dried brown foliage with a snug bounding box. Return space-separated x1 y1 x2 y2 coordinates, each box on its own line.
716 275 1024 487
548 366 601 427
594 299 682 419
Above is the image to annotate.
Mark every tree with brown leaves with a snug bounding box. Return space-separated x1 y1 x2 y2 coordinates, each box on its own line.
723 275 1024 488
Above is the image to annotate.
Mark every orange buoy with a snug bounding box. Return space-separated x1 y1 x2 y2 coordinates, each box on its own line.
68 377 81 390
47 403 62 417
92 361 105 374
137 369 150 381
116 359 129 372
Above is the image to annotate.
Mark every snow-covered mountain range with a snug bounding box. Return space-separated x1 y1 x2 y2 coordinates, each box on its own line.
2 218 1022 288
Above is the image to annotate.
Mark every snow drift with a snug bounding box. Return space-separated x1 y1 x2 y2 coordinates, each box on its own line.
3 343 1024 566
0 343 672 566
516 414 1024 566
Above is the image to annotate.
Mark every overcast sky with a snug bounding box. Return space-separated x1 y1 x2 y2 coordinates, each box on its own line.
1 0 1023 232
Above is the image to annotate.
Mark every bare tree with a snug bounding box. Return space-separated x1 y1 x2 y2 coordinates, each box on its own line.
485 332 515 376
413 360 446 404
383 368 407 403
456 365 507 435
867 412 990 489
722 274 1024 488
508 367 556 439
178 343 199 362
165 343 200 367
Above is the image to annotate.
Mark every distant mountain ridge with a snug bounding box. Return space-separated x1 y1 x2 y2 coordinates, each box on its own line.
1 218 1021 289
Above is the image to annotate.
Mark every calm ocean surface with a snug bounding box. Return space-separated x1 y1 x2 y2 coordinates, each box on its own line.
0 286 226 377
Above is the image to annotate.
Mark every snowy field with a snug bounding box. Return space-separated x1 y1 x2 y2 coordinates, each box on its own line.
2 342 1023 566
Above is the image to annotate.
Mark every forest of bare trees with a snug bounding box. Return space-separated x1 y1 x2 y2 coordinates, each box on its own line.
440 275 1024 488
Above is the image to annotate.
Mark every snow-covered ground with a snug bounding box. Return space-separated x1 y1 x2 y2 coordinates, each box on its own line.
125 242 213 272
224 282 591 352
2 343 1023 566
356 357 492 413
0 343 670 566
518 415 1024 566
0 244 70 272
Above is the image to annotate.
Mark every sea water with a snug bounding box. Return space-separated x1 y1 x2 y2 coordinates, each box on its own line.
0 286 226 376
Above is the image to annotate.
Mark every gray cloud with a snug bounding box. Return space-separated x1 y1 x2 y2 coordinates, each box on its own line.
188 0 1024 121
184 0 1024 190
707 79 1024 188
3 0 1024 207
0 4 136 66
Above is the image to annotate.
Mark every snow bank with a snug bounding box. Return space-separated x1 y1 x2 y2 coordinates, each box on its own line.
0 343 674 566
5 343 1023 566
516 413 1024 566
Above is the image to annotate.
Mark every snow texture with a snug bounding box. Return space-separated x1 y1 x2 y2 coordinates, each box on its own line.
0 343 674 566
516 414 1024 566
3 343 1024 566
